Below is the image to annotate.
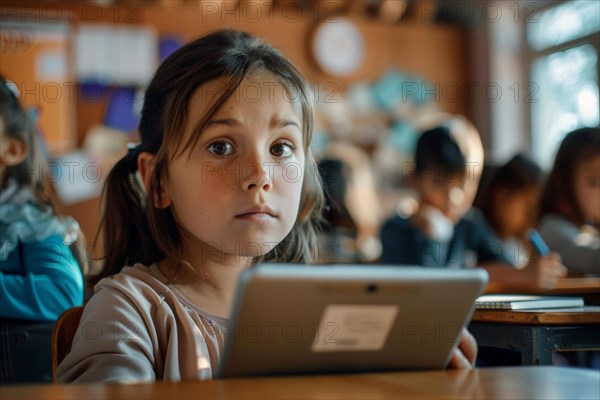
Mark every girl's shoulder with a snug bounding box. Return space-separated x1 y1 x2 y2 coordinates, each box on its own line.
93 264 230 323
94 263 169 298
539 213 599 241
92 263 193 317
539 213 578 231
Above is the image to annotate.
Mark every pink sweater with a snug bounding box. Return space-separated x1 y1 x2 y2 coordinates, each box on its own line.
56 264 227 383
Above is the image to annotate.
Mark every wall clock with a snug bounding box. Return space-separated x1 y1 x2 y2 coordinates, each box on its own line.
312 18 365 77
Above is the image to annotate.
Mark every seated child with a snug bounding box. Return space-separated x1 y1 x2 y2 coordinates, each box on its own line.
538 127 600 275
317 142 381 263
380 124 566 290
56 30 478 383
0 76 84 321
475 154 544 268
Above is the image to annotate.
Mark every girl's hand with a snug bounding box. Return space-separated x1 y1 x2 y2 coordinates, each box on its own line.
524 252 568 290
448 328 477 369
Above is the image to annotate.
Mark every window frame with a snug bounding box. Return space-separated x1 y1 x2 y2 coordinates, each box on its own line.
523 0 600 167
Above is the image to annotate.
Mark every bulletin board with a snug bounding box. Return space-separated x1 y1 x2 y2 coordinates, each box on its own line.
0 22 75 156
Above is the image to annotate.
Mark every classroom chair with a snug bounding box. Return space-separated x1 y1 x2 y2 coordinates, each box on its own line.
51 306 84 382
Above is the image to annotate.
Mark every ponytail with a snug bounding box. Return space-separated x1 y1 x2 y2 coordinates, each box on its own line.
89 154 163 286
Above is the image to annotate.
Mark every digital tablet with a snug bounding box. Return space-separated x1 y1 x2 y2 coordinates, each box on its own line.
217 264 488 378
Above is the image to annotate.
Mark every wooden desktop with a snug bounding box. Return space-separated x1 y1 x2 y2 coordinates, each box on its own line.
484 277 600 296
1 367 599 400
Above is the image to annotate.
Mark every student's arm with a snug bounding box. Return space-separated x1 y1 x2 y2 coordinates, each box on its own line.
469 212 567 289
480 254 567 290
0 235 84 321
56 285 157 383
540 217 600 275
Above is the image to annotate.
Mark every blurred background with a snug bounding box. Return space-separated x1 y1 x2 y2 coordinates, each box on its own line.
1 0 599 246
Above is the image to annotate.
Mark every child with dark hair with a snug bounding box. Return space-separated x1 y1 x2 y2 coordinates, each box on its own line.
317 142 381 263
381 126 502 266
476 154 545 268
381 124 566 289
0 76 84 321
538 127 600 275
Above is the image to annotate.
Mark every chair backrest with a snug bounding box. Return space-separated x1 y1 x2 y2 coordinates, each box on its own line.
51 306 84 382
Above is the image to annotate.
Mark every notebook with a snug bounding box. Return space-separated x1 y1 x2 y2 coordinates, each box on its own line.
475 295 584 310
217 264 488 378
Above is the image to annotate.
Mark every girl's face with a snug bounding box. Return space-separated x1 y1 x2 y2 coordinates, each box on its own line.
494 186 540 239
162 75 305 261
574 155 600 223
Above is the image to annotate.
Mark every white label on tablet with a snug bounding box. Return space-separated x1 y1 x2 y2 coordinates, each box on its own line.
311 305 398 352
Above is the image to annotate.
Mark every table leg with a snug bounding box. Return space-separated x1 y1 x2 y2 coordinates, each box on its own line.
522 327 554 365
469 323 556 365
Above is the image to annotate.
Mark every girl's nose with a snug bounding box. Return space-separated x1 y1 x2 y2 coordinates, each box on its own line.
242 162 273 192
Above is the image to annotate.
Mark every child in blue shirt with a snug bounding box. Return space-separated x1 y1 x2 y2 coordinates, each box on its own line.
381 124 566 290
0 76 84 321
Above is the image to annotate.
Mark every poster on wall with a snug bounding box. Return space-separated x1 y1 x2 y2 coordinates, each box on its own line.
0 22 75 156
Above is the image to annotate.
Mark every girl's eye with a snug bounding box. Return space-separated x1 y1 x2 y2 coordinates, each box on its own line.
271 142 294 158
207 141 234 156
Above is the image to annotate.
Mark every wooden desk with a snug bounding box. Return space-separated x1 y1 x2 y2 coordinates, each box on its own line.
1 367 598 400
552 277 600 294
485 277 600 296
470 307 600 365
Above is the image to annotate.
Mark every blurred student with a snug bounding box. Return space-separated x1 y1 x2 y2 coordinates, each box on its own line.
317 142 381 263
538 127 600 275
380 124 566 289
475 154 545 268
0 76 85 321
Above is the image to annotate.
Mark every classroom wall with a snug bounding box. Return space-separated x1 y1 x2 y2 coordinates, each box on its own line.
1 2 470 144
1 1 471 243
141 5 469 105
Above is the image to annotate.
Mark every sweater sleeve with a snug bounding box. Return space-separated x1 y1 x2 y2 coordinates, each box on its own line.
55 284 157 383
539 215 600 275
0 235 84 321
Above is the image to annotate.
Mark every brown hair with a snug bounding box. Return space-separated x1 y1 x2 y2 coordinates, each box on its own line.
477 154 544 234
92 30 324 285
539 127 600 226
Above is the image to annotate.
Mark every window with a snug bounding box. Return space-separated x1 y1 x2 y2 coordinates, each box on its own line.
527 0 600 167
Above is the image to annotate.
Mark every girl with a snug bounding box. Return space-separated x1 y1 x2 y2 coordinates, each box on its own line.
476 154 545 268
538 127 600 275
57 30 477 383
0 76 84 321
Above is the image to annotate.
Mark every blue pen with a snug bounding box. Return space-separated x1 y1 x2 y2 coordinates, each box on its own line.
528 229 550 256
